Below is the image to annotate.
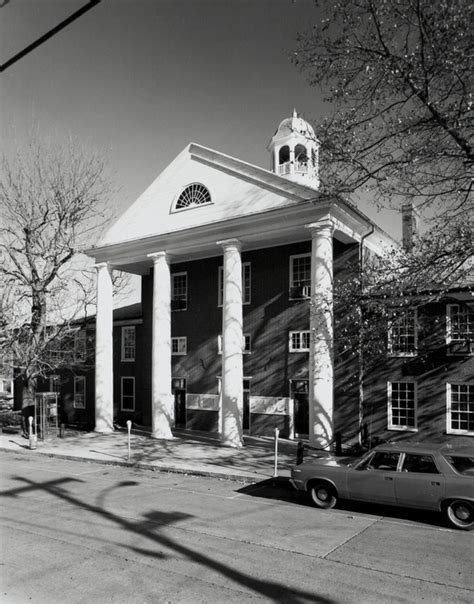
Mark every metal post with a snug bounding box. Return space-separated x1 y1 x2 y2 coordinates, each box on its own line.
127 420 132 461
273 427 280 478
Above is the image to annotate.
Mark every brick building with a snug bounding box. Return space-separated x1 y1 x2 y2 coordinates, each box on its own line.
78 112 472 448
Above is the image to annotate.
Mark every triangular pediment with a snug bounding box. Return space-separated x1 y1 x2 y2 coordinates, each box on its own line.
101 143 319 247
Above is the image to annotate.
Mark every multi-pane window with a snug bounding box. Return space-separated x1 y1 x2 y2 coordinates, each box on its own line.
218 262 251 306
121 326 136 361
447 304 474 354
388 381 417 430
217 334 251 354
289 254 311 299
73 376 86 409
447 383 474 435
289 331 310 352
388 309 417 356
49 375 60 394
121 377 135 411
172 272 188 310
74 330 87 363
172 336 187 355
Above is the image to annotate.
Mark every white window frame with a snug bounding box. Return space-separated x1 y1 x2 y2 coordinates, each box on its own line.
447 382 474 435
217 333 251 354
172 336 187 356
172 272 188 311
446 303 474 355
121 376 135 412
289 253 311 299
388 309 418 357
74 330 87 363
289 330 310 352
121 326 136 362
73 376 86 409
49 375 60 393
387 381 418 431
218 262 251 307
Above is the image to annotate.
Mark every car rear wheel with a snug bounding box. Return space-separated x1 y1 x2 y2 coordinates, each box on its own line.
445 500 473 531
308 481 337 509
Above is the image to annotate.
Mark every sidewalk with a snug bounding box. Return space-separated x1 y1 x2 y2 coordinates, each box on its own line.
0 427 311 482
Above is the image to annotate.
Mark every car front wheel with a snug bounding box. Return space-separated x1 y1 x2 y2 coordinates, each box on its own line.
308 481 337 509
445 500 473 531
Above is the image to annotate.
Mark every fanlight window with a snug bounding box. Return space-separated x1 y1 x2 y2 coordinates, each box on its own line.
175 183 211 211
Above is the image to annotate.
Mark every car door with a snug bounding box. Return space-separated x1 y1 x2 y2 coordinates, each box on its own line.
394 453 445 510
346 451 400 504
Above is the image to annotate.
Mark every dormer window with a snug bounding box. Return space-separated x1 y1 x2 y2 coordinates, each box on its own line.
174 183 211 211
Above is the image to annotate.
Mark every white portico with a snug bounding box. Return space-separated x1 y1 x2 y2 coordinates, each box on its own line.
88 115 393 448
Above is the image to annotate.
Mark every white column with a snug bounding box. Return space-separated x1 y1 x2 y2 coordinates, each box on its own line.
289 146 295 175
148 251 174 439
217 239 244 448
94 262 114 433
307 218 335 449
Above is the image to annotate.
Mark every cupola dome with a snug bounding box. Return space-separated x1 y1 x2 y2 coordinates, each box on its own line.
267 110 320 190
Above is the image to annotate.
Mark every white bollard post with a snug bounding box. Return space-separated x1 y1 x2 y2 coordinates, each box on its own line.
127 420 132 461
273 427 280 478
28 416 36 450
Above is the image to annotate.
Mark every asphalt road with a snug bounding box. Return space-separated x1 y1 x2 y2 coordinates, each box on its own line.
0 452 472 604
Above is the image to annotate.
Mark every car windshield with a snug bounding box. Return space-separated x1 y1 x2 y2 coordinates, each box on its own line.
443 455 474 476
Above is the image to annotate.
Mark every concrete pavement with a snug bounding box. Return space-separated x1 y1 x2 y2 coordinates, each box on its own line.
0 427 317 482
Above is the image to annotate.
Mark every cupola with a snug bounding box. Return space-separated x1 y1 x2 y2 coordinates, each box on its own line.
267 109 320 190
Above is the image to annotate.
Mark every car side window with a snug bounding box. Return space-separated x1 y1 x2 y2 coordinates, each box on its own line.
402 454 439 474
360 452 400 471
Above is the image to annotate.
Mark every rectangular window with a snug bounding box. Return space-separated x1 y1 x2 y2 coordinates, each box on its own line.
289 330 310 352
217 334 251 354
73 376 86 409
121 377 135 412
172 336 187 355
447 304 474 355
447 383 474 435
218 262 251 306
49 375 60 393
388 381 417 431
172 272 188 311
289 254 311 299
74 330 87 363
121 326 136 361
388 309 417 356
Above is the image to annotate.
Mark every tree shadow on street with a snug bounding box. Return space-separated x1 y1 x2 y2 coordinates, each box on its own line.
1 475 336 603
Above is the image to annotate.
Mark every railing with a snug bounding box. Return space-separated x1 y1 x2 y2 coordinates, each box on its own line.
278 162 291 175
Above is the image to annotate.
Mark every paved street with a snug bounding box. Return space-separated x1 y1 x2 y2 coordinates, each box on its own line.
1 452 472 603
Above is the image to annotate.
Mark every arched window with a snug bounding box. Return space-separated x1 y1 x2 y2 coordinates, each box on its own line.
279 146 290 164
174 183 211 211
295 144 308 165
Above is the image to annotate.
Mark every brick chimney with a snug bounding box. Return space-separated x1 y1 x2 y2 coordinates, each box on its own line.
402 203 419 252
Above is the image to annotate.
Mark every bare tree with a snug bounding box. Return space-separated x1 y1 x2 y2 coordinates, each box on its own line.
293 0 473 266
0 141 113 416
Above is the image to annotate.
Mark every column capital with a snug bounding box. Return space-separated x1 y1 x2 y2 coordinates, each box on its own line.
306 216 335 236
94 261 110 271
217 238 241 252
147 251 168 263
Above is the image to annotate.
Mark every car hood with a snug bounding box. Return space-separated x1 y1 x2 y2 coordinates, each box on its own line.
298 456 353 469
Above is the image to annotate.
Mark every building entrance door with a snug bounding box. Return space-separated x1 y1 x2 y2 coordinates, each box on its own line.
243 379 251 432
172 378 186 428
291 380 309 437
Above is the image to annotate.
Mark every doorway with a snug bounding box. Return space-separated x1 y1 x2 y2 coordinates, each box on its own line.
290 379 309 437
172 378 186 428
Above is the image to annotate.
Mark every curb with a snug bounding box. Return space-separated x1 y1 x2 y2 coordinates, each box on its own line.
0 446 269 483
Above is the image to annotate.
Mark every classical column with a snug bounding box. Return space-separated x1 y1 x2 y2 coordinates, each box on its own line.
217 239 244 447
148 251 174 439
94 262 114 433
306 218 335 449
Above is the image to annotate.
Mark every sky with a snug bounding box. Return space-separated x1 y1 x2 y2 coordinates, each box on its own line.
1 0 401 300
